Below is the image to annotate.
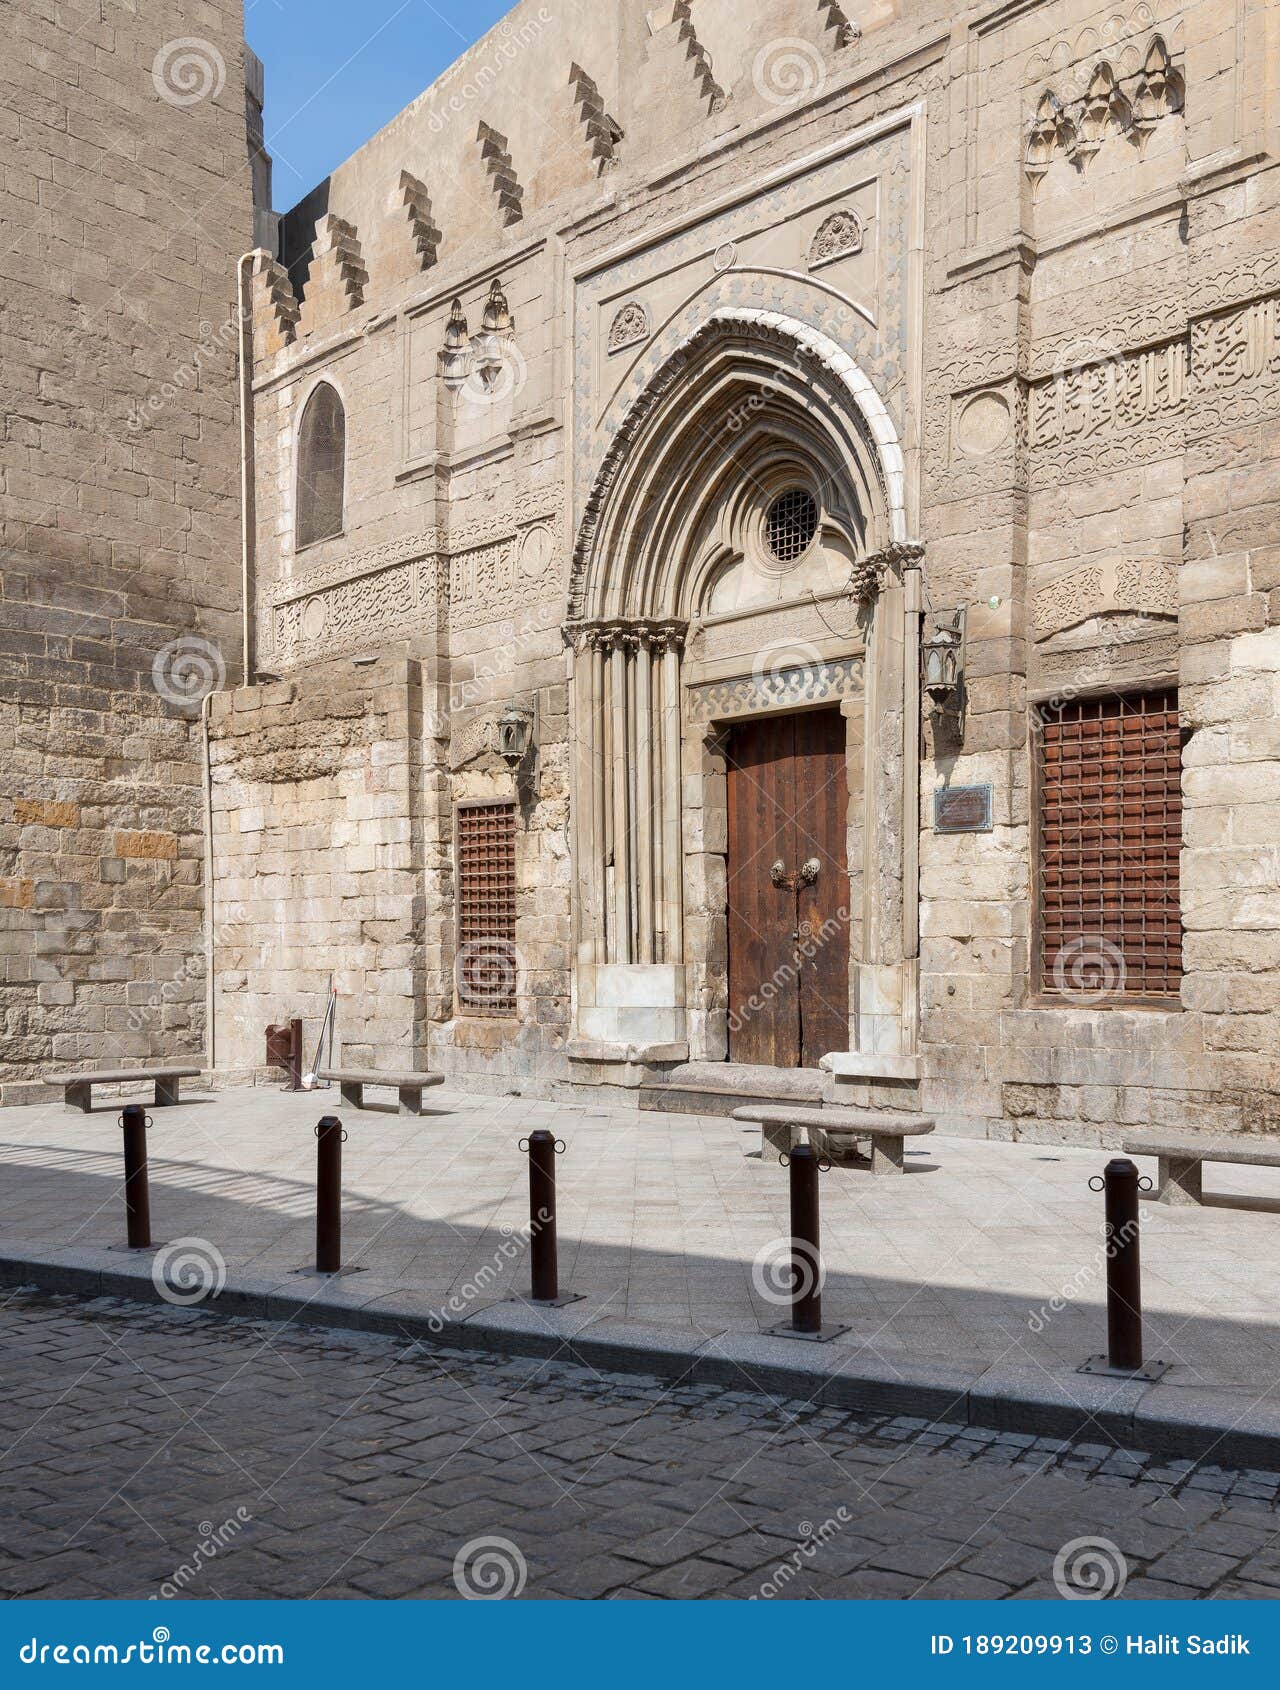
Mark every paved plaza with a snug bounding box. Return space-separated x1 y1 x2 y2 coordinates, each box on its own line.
2 1086 1280 1424
2 1287 1280 1601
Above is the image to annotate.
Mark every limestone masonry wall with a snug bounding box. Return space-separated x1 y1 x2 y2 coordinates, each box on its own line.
0 2 254 1101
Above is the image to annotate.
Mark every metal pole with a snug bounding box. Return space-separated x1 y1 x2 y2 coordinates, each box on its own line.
527 1129 558 1302
120 1103 152 1249
1103 1156 1143 1372
315 1115 343 1274
289 1017 304 1091
788 1142 822 1335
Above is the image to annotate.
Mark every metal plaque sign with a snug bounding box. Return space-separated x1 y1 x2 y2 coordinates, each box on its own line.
933 784 993 833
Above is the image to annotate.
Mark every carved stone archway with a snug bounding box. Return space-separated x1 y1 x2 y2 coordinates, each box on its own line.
565 309 919 1070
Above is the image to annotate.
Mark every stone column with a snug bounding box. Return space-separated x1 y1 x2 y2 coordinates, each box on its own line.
634 629 655 964
608 632 631 965
657 628 685 966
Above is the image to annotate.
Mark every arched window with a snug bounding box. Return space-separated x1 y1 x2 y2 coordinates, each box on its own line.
296 382 345 548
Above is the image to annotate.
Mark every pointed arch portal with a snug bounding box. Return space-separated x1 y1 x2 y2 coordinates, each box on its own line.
566 310 919 1069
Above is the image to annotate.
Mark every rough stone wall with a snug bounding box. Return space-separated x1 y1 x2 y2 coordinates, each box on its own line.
0 2 254 1101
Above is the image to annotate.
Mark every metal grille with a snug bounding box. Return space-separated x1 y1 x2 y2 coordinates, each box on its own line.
455 803 518 1016
764 488 818 563
1037 689 1182 1000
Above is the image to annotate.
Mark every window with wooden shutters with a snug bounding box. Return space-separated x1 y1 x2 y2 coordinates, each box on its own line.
1036 689 1182 1001
455 803 518 1015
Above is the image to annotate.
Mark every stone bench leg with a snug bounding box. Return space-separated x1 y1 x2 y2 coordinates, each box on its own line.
870 1135 905 1175
154 1076 181 1107
1156 1154 1203 1206
339 1080 364 1110
65 1082 92 1113
760 1119 794 1164
398 1085 423 1117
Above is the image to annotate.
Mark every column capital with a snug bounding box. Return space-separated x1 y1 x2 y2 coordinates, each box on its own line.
850 539 926 599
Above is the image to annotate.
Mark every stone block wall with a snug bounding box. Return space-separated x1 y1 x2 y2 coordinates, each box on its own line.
228 0 1278 1136
917 0 1280 1143
207 660 427 1076
0 1 254 1101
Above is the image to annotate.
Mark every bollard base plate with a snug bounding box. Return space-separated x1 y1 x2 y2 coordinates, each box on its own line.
108 1241 167 1254
1077 1354 1170 1382
512 1293 586 1309
764 1319 851 1344
292 1265 368 1280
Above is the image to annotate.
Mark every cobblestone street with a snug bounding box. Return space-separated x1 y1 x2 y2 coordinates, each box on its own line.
2 1290 1280 1601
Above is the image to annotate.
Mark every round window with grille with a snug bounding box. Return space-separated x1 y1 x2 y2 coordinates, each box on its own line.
764 488 818 564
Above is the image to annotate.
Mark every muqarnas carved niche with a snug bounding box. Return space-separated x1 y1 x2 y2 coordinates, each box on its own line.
1024 35 1183 191
808 208 864 270
607 301 649 355
1033 558 1177 641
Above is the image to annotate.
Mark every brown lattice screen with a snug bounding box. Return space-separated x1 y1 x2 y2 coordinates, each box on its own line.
455 803 518 1016
1037 689 1182 999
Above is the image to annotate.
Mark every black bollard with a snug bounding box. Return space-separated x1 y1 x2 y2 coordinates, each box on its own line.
787 1142 823 1335
527 1130 559 1302
1103 1157 1143 1372
120 1103 152 1249
315 1115 344 1274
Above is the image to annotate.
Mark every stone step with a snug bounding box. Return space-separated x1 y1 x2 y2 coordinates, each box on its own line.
640 1061 825 1119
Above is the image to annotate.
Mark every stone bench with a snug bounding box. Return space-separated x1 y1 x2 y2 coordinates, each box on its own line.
1122 1132 1280 1206
733 1104 935 1173
317 1068 444 1117
52 1066 201 1113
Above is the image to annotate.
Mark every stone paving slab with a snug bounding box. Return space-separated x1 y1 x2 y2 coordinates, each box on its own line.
3 1085 1280 1463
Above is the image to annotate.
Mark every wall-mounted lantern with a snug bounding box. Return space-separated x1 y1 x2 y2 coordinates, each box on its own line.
498 703 534 770
922 607 966 734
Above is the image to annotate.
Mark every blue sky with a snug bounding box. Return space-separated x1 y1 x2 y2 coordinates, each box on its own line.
246 0 513 210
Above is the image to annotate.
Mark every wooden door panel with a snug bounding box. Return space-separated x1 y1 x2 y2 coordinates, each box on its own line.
792 710 850 1067
725 709 850 1069
726 715 799 1068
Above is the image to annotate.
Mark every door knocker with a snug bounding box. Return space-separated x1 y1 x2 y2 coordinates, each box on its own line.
799 858 820 885
770 859 788 888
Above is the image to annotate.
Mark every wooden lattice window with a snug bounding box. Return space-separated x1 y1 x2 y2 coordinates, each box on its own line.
1036 689 1182 1001
455 803 518 1016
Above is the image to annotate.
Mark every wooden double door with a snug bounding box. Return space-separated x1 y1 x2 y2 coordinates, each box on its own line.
725 708 850 1069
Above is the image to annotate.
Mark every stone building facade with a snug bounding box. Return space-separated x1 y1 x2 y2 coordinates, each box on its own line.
5 0 1279 1144
0 3 256 1101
